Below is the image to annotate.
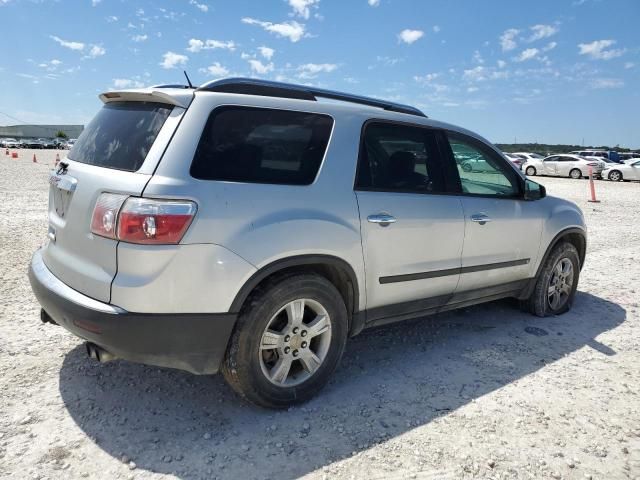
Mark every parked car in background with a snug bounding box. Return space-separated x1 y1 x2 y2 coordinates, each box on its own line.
603 159 640 181
503 153 525 169
0 138 22 148
66 138 77 148
52 139 68 149
36 138 57 149
513 152 545 162
569 150 621 163
524 154 605 179
28 77 586 408
21 138 45 149
618 152 640 162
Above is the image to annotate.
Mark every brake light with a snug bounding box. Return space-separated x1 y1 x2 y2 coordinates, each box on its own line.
90 193 128 239
117 198 197 244
90 194 197 244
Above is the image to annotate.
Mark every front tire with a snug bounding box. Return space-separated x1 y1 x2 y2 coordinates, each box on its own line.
525 166 536 176
524 242 580 317
222 274 348 408
569 168 582 179
608 170 623 182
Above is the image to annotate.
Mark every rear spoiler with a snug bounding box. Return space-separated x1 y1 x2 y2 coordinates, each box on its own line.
98 88 194 109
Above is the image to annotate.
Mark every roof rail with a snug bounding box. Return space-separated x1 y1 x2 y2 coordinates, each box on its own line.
197 77 427 118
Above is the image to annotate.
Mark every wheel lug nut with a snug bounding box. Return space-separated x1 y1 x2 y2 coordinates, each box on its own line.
301 341 307 348
284 335 290 342
301 330 307 337
292 327 299 334
292 349 299 357
284 347 291 354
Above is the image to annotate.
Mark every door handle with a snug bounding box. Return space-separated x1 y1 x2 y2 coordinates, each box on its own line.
367 213 397 226
470 213 491 225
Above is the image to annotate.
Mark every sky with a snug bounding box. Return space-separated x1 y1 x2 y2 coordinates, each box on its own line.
0 0 639 148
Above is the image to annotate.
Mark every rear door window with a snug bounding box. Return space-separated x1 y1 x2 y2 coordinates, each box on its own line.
190 107 333 185
68 102 172 172
355 122 446 193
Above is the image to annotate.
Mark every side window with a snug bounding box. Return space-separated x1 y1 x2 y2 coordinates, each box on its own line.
545 156 558 162
446 132 519 197
190 107 333 185
355 122 445 193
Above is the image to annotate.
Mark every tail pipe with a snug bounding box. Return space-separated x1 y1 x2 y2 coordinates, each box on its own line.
86 342 117 363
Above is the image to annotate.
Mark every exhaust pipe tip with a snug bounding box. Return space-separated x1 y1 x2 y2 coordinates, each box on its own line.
86 342 117 363
40 309 58 326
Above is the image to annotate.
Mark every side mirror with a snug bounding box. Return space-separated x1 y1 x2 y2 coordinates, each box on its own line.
524 179 546 200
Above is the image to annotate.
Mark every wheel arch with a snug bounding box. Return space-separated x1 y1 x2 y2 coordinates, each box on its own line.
519 227 586 300
229 255 363 336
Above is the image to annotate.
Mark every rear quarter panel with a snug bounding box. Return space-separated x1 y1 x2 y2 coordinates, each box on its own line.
143 93 368 311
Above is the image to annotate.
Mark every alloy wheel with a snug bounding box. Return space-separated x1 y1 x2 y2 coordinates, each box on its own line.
547 258 574 311
259 299 332 387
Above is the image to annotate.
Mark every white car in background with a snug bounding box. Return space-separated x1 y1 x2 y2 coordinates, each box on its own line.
513 152 545 162
603 159 640 182
503 153 525 169
523 154 605 179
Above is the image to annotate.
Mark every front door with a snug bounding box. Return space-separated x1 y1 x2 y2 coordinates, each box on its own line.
355 122 465 323
542 155 560 175
444 132 544 296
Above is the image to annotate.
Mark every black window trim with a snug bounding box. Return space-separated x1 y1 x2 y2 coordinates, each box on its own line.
189 104 336 187
353 118 459 196
440 129 525 200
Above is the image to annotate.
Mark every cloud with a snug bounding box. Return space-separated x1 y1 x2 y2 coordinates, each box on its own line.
91 0 101 6
515 48 539 62
413 73 439 83
624 62 635 69
258 46 275 60
463 66 508 82
132 34 148 42
50 35 85 51
200 62 229 77
106 15 118 22
287 0 319 19
433 25 440 33
398 29 424 45
499 28 519 52
84 45 106 59
189 0 208 12
248 59 274 74
186 38 236 52
527 24 558 42
113 78 144 89
542 41 557 52
297 62 337 78
368 0 380 5
497 60 507 68
160 51 188 69
591 78 624 89
578 39 625 60
242 18 306 42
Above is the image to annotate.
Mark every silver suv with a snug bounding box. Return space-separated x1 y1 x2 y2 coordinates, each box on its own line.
29 78 586 408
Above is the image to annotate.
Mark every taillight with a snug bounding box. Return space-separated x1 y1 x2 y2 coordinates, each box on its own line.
90 193 128 239
117 198 197 244
90 194 197 245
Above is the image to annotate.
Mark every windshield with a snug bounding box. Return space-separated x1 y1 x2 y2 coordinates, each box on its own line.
68 102 172 172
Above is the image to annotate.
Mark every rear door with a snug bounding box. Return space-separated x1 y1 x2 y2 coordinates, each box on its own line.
355 121 464 322
43 99 185 302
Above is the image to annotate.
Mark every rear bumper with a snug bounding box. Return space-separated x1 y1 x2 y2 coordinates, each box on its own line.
28 249 236 374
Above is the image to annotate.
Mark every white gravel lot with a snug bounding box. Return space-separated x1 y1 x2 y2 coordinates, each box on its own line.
1 149 639 480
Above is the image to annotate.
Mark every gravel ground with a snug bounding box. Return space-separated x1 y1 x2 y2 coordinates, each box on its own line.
1 149 639 480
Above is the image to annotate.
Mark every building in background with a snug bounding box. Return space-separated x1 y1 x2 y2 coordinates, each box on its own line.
0 124 83 139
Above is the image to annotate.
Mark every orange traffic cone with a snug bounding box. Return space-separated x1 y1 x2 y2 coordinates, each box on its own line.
11 152 18 159
4 148 8 155
33 154 37 163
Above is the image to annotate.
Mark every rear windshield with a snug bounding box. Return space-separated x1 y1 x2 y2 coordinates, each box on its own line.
68 102 172 172
190 107 333 185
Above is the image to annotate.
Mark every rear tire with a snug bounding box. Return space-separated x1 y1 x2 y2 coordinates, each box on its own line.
525 166 536 176
569 168 582 179
523 242 580 317
608 170 623 182
222 273 348 408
